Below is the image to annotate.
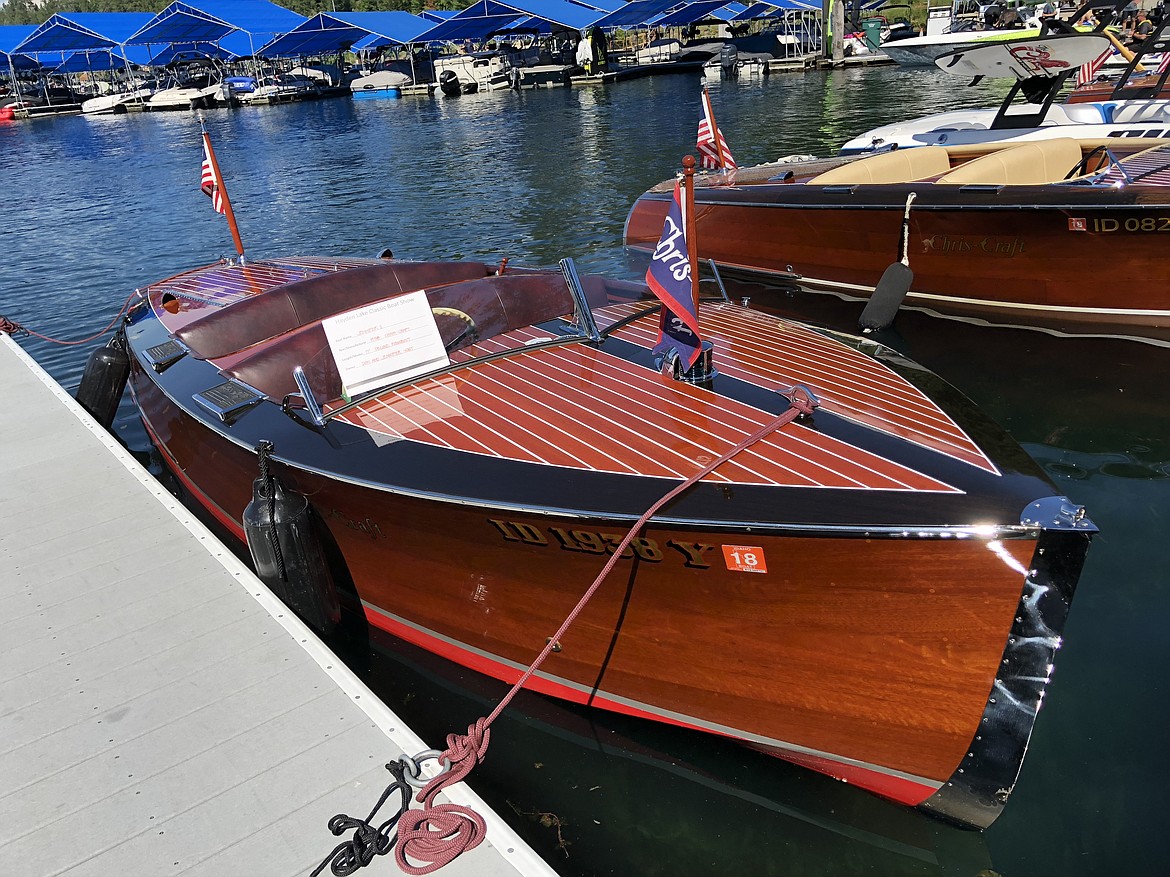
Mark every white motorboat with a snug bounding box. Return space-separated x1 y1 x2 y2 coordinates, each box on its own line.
81 83 155 115
143 68 227 111
839 32 1170 153
880 0 1047 65
433 52 514 95
350 69 413 96
237 73 321 105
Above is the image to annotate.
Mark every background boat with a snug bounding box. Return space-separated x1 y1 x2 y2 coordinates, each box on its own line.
626 138 1170 343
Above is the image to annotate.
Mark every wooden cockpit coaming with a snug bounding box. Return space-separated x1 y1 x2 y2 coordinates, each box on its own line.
210 271 598 403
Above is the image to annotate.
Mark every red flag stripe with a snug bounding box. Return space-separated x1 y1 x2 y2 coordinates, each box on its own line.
697 89 737 170
201 143 226 216
1077 46 1113 86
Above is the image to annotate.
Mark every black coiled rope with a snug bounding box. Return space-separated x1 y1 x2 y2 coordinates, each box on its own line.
310 760 413 876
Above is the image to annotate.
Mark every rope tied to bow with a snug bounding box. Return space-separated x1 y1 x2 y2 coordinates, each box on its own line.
0 290 141 345
0 315 28 336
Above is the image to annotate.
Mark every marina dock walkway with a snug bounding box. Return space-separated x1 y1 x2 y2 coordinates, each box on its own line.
0 333 557 877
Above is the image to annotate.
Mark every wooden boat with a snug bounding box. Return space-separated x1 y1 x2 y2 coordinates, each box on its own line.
1067 21 1170 103
626 138 1170 342
119 253 1096 829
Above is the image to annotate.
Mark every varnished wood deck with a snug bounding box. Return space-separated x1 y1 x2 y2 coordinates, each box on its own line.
0 333 555 877
334 302 992 488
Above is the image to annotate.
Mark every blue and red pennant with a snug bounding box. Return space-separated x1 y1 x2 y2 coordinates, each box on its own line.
645 181 703 370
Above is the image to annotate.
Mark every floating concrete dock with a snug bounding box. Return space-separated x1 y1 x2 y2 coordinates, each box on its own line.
0 333 557 877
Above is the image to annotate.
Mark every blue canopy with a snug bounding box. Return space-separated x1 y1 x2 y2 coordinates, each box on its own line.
329 11 432 44
732 2 783 19
127 1 305 55
416 0 618 44
414 14 530 44
732 0 819 15
650 0 744 26
14 13 155 55
257 11 431 57
710 2 750 20
0 25 39 71
591 0 688 29
50 49 136 74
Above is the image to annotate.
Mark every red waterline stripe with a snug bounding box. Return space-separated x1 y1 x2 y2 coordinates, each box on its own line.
361 603 940 807
137 410 247 542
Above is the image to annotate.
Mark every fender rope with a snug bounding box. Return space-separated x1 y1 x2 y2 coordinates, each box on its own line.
899 192 918 268
392 386 819 875
255 441 288 583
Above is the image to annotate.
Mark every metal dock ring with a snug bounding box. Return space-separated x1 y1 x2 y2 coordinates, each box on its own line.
402 749 452 789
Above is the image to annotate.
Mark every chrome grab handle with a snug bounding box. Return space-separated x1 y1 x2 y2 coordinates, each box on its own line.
292 366 326 427
559 257 602 343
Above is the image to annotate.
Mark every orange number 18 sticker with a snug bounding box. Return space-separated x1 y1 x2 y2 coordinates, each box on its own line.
722 545 767 574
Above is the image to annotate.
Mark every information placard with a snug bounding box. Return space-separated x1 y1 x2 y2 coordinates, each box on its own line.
322 290 450 399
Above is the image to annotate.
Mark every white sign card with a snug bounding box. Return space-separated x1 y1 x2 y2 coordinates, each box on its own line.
322 290 451 399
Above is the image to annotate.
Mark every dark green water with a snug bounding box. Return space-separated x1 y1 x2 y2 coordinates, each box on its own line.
1 66 1165 876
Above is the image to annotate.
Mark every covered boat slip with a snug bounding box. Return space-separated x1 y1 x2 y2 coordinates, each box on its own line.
123 255 1094 828
0 334 554 877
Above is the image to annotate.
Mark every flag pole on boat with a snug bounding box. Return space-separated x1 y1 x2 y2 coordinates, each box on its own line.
697 86 737 173
683 154 700 312
198 114 246 264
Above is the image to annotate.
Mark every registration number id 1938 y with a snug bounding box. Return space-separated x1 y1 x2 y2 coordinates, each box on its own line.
487 518 769 573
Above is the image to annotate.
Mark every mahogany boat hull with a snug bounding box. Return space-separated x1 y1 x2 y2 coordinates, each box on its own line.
122 257 1096 829
625 166 1170 343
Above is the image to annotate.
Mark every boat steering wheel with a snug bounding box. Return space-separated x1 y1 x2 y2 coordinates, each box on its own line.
1064 145 1108 180
431 306 479 352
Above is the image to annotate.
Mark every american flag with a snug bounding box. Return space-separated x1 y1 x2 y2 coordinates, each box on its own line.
697 87 737 171
200 138 225 215
1158 51 1170 75
1076 46 1114 86
646 181 703 370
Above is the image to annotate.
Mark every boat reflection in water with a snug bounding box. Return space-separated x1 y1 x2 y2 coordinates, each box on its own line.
119 252 1096 832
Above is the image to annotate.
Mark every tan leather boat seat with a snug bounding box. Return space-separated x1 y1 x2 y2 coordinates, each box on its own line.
936 138 1084 185
808 146 952 185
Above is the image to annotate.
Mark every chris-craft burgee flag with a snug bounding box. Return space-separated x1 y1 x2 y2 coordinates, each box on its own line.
645 181 703 370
